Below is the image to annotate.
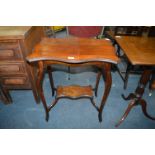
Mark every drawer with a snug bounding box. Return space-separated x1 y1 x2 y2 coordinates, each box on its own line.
0 62 26 75
0 41 23 60
0 76 31 89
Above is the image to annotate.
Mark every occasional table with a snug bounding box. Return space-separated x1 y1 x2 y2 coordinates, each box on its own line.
26 37 119 122
114 36 155 126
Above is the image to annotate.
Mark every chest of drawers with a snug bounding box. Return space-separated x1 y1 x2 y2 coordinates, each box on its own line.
0 26 45 103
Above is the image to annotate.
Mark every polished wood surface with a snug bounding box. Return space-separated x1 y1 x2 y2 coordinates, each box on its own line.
27 38 118 122
115 36 155 65
27 38 119 64
0 26 45 103
57 85 93 99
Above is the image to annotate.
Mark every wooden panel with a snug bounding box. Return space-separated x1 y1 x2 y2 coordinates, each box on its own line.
0 41 23 60
0 26 32 40
4 78 25 85
0 49 14 57
0 65 19 72
0 62 26 75
23 26 45 56
1 76 31 89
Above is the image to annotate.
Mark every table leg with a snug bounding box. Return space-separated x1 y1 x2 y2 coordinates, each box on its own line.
37 61 49 121
0 86 12 104
94 72 102 97
47 65 55 96
116 69 155 127
124 62 132 89
98 63 112 122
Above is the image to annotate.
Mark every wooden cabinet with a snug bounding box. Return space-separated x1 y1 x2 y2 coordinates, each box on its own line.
114 26 143 36
0 26 45 103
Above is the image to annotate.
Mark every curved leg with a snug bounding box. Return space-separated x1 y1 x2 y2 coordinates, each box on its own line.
90 98 99 111
48 98 59 111
116 69 154 126
115 100 136 127
122 93 136 100
47 66 55 96
37 61 49 121
98 63 112 122
140 99 155 120
94 72 102 97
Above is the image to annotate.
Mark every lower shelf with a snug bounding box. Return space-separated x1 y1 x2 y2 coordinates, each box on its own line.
56 85 93 99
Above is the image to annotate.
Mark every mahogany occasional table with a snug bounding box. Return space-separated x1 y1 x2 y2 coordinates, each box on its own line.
26 37 119 122
114 36 155 127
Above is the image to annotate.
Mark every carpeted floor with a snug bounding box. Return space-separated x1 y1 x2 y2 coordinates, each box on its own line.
0 70 155 129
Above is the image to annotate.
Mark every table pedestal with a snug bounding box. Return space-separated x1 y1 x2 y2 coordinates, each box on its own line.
116 69 155 127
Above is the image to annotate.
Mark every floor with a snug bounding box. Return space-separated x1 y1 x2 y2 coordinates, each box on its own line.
0 30 155 129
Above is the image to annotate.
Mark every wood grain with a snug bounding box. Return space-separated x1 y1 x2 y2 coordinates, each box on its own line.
115 36 155 65
57 85 93 99
27 38 119 64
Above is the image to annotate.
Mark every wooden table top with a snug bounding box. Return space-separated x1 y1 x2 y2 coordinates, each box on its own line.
0 26 33 40
26 38 119 64
115 36 155 66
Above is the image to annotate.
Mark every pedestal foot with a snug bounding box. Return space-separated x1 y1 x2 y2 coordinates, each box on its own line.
115 100 135 127
122 93 136 100
140 99 155 120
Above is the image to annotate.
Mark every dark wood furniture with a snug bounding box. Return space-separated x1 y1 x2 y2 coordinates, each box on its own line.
0 26 45 103
148 26 155 37
107 29 144 89
114 26 143 36
149 71 155 95
114 36 155 127
26 37 119 122
0 83 12 104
